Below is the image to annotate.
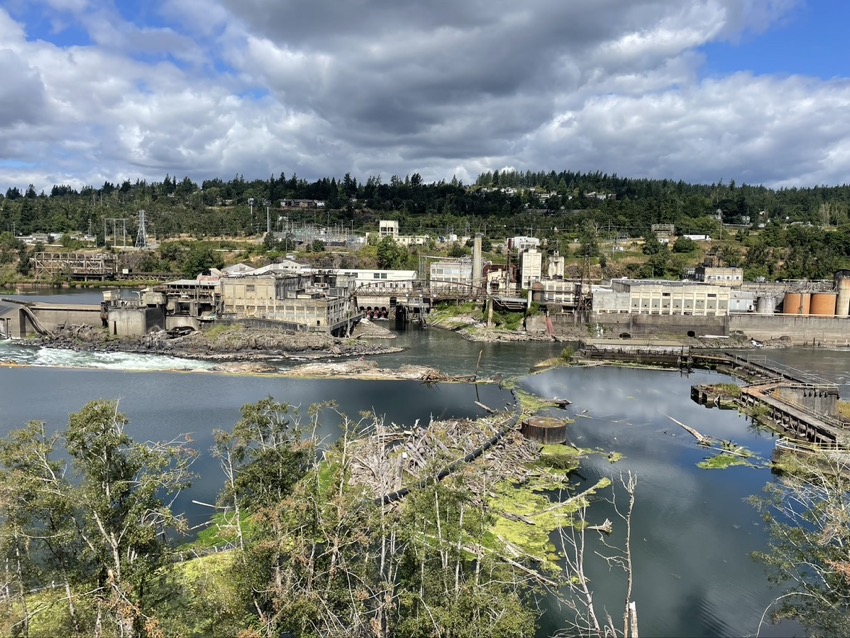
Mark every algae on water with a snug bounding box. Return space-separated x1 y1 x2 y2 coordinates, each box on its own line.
697 453 755 470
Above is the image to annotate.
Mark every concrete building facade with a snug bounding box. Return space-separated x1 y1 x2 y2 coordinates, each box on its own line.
547 252 565 279
593 280 730 316
379 220 399 239
541 279 580 310
694 266 744 288
508 236 541 252
520 248 543 289
221 273 360 334
430 259 473 292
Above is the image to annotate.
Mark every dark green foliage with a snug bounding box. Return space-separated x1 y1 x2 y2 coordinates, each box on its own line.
672 236 696 253
0 232 23 265
182 243 224 277
752 455 850 637
2 169 850 279
376 235 412 269
213 398 314 506
0 401 195 637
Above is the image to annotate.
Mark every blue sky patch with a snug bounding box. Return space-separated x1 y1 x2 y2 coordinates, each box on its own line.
700 1 850 80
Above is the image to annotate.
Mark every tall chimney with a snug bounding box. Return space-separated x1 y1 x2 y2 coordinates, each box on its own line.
472 233 483 295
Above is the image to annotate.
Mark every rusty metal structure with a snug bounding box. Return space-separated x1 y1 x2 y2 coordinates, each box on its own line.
32 252 118 281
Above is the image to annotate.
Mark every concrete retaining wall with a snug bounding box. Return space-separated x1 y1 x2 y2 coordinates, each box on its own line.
30 306 102 331
773 386 839 417
108 307 166 336
729 314 850 346
591 313 728 338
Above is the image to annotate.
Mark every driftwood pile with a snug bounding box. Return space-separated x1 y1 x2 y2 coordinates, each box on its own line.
348 412 540 501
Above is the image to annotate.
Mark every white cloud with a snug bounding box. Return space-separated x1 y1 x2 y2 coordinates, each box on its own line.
0 0 847 192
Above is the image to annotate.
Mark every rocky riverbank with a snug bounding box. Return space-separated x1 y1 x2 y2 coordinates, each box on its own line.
37 323 402 362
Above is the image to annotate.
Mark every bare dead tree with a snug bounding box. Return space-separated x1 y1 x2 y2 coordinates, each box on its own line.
556 472 639 638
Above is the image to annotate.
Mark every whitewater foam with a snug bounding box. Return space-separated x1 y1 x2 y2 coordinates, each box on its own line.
5 346 218 372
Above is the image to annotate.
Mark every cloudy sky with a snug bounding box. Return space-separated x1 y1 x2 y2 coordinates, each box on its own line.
1 0 849 193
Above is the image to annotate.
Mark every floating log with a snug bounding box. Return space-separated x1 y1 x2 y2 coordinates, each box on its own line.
588 518 613 534
664 414 709 445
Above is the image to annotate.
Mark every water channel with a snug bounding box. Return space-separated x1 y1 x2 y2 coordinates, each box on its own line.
1 288 837 636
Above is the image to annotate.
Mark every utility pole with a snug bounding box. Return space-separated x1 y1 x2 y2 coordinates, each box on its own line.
266 206 270 235
106 218 128 248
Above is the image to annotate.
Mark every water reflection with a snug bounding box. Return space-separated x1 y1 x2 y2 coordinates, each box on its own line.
0 366 511 529
522 367 790 638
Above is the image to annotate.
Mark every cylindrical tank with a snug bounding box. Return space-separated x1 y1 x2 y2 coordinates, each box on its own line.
783 292 810 316
521 417 567 445
810 292 837 316
835 270 850 317
756 295 776 315
531 281 545 303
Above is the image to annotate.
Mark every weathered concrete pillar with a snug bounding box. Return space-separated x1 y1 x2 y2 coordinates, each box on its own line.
472 233 482 295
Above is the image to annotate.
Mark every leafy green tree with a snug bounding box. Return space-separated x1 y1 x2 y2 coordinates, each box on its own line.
753 454 850 637
214 398 314 511
448 242 469 258
16 246 30 275
65 400 195 637
671 236 696 253
376 236 410 269
641 233 664 255
0 402 195 637
0 422 83 636
182 244 224 277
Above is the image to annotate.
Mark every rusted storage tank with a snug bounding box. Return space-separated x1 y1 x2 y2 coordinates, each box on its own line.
756 295 776 315
531 281 545 303
521 417 567 445
835 270 850 317
783 292 810 315
810 292 837 316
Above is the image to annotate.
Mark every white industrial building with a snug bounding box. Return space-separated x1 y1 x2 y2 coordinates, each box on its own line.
593 280 730 316
520 248 543 289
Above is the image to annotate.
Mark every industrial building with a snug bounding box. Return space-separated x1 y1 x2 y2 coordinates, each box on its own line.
430 258 473 293
378 220 400 239
520 248 543 289
540 279 581 311
593 280 730 316
221 272 360 335
693 266 744 288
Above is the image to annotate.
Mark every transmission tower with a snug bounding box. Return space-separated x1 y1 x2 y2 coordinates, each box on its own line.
135 210 149 249
106 218 128 248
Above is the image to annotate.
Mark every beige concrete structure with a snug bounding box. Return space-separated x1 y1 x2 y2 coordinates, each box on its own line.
541 279 579 309
547 252 565 278
221 276 280 319
379 220 399 239
520 248 543 289
430 258 473 292
221 273 360 334
397 235 429 246
693 266 744 288
593 280 730 316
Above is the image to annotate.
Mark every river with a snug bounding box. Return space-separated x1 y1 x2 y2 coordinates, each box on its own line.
0 288 830 636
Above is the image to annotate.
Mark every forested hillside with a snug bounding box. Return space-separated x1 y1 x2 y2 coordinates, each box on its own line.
2 170 850 282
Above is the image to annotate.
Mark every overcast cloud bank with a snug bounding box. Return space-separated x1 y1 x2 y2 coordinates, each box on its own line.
1 0 847 192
